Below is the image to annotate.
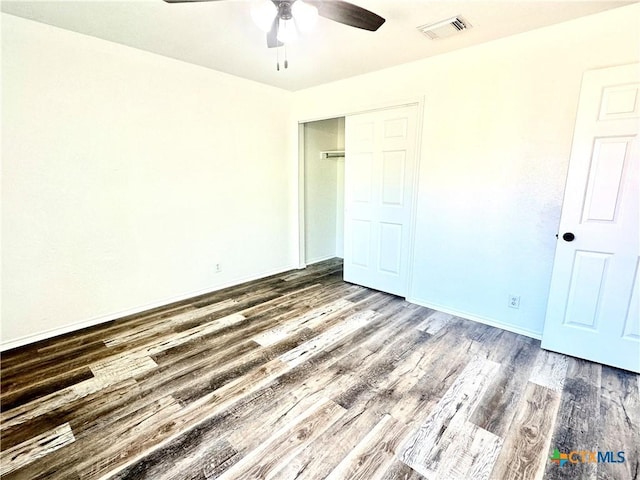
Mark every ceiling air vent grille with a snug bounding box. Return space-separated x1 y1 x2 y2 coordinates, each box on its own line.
417 16 472 40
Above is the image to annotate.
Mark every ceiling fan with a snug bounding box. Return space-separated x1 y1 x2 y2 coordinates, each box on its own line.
163 0 385 64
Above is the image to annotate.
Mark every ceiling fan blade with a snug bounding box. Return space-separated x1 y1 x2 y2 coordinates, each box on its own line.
305 0 385 31
267 17 284 48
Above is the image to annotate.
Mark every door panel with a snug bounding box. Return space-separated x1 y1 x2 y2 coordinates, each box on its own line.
381 151 406 205
344 105 419 296
599 84 640 119
350 220 372 267
563 251 611 330
542 63 640 373
351 153 373 203
379 222 402 274
582 137 633 222
384 117 408 138
623 259 640 340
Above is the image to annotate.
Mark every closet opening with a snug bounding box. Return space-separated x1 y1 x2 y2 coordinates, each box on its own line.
299 117 345 267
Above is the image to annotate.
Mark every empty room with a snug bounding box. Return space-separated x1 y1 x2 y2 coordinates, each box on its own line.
1 1 639 478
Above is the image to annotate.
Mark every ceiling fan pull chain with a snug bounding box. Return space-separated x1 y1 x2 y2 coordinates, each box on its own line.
276 44 280 71
284 44 288 69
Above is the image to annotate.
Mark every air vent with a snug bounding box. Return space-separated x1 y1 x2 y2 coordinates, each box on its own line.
417 16 472 40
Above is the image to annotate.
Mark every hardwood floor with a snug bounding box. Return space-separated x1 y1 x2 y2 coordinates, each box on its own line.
1 259 638 479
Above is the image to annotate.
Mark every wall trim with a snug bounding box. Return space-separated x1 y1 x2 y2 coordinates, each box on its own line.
404 96 426 299
0 263 297 352
305 254 337 265
406 297 543 340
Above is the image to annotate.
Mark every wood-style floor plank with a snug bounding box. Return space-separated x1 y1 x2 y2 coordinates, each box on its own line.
489 382 561 480
542 357 602 480
1 259 638 480
380 461 426 480
0 423 75 476
528 349 568 393
470 332 540 438
389 318 481 426
415 311 452 336
217 397 346 479
324 414 408 480
399 357 501 478
0 367 95 414
597 366 640 480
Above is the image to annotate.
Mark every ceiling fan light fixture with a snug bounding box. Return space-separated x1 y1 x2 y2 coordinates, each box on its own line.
291 0 318 32
277 18 298 43
251 0 278 33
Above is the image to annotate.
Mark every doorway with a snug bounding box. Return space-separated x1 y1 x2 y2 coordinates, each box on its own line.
301 117 346 266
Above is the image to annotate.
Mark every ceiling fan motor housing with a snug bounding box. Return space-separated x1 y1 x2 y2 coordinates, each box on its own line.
276 1 293 20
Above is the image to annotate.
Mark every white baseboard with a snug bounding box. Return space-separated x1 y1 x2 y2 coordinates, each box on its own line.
0 263 297 352
305 254 337 265
406 297 543 340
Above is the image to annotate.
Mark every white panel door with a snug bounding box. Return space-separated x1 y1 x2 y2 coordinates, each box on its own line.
542 64 640 373
344 105 418 296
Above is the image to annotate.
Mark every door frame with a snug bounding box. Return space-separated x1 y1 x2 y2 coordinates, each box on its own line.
296 97 425 300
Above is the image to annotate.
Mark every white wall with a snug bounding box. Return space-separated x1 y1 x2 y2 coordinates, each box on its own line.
303 118 342 264
293 4 640 338
3 5 639 348
1 14 295 348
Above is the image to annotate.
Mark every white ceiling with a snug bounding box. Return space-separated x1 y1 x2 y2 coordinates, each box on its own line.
1 0 633 91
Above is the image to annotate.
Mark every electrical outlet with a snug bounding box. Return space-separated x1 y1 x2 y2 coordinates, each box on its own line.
508 295 520 309
215 263 222 274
